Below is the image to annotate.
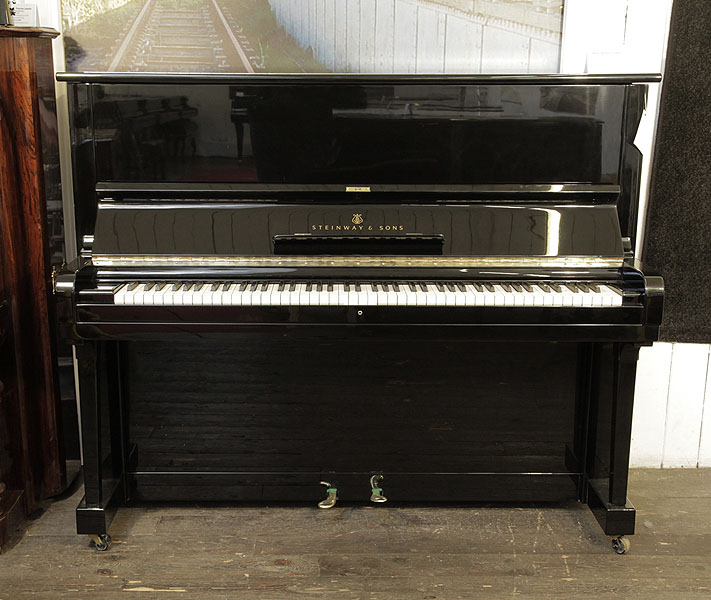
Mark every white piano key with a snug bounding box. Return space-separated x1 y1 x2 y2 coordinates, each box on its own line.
321 285 335 306
393 286 407 306
297 284 310 305
375 284 390 306
111 280 627 309
347 285 360 306
601 285 623 307
114 283 129 305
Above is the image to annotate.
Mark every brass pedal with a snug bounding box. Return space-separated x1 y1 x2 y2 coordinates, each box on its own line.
318 481 338 509
370 474 387 503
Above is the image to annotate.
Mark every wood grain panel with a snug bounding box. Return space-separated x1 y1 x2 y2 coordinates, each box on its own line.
0 28 64 530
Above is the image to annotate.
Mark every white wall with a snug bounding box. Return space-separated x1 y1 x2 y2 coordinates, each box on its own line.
632 344 711 468
269 0 561 73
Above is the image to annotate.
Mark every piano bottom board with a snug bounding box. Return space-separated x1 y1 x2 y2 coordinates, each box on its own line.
120 335 586 503
129 472 579 503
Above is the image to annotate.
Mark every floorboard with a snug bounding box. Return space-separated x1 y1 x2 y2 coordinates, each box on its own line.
1 469 710 599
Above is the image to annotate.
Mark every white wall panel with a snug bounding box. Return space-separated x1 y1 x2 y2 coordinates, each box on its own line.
630 343 673 467
322 0 336 70
360 0 377 73
415 7 445 73
481 27 529 73
697 355 711 467
334 1 348 71
661 344 710 467
393 1 418 74
346 0 361 72
527 38 560 73
444 15 482 74
374 0 395 73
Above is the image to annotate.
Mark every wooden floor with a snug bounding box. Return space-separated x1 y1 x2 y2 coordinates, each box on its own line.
1 469 710 599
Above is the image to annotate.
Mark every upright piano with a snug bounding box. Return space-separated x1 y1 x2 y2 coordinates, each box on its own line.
56 73 663 554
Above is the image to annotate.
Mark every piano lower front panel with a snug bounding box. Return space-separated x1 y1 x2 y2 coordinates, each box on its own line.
124 335 583 503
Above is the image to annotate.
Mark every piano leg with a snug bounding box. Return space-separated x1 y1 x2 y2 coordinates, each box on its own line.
584 342 642 546
75 341 129 551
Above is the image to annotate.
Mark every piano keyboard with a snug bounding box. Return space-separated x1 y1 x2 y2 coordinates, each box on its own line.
112 281 624 307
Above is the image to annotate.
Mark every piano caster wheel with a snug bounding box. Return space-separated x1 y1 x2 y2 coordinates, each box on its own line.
611 536 630 555
318 481 338 509
89 533 112 552
369 475 387 503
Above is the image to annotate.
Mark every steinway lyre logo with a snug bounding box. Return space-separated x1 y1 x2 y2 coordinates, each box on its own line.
352 213 364 225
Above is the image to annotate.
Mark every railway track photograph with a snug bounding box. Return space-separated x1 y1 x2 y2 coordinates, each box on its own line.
62 0 329 72
62 0 564 73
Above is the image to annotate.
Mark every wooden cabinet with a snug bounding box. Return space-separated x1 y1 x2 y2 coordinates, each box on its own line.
0 26 64 547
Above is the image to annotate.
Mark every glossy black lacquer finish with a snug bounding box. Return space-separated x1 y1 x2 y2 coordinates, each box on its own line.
64 77 651 251
59 75 663 546
92 202 624 259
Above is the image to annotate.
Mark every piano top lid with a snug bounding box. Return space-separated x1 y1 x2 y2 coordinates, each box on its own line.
55 72 662 85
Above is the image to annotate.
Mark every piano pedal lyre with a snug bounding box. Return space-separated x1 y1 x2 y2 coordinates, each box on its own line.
370 475 387 503
318 481 338 509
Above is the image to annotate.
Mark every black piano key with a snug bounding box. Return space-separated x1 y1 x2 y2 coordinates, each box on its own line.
195 283 205 291
210 282 221 292
472 282 483 292
511 283 523 292
289 282 297 292
306 282 313 292
537 282 551 292
435 282 445 292
145 282 155 291
607 285 623 296
565 283 579 293
128 282 140 291
587 283 600 293
354 283 362 292
419 282 428 292
172 283 182 291
446 283 456 292
344 282 351 292
522 283 533 292
239 282 248 291
393 283 401 292
456 282 466 292
316 282 323 292
260 282 269 291
577 283 591 293
182 283 192 291
277 282 285 292
327 282 334 292
500 283 512 292
382 283 390 292
155 282 166 291
549 283 562 292
484 283 496 292
247 282 257 291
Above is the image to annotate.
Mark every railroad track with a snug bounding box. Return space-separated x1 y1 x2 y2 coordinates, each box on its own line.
110 0 258 73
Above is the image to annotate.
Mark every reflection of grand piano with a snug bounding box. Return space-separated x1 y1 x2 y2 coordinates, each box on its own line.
58 73 661 556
